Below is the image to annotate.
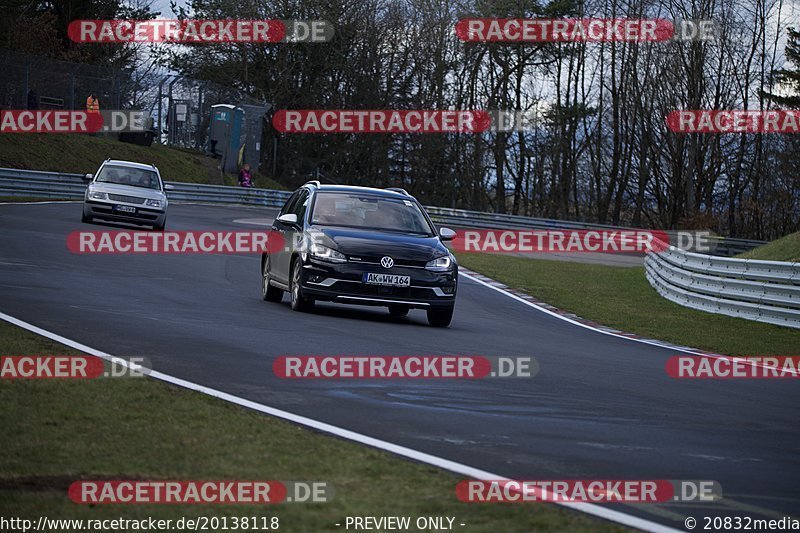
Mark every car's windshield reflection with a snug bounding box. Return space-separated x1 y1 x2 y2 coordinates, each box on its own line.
96 166 161 190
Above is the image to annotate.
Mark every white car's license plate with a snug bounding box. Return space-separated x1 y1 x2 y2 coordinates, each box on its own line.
363 273 411 287
113 204 137 213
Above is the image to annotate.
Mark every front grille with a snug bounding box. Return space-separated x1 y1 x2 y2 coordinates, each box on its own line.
348 256 428 268
338 283 435 300
108 194 146 204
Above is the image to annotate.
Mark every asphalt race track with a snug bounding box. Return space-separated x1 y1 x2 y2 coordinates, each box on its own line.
1 202 798 530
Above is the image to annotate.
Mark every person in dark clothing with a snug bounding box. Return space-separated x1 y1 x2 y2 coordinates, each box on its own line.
27 90 38 109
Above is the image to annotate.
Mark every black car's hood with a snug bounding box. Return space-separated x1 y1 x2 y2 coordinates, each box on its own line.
308 225 447 262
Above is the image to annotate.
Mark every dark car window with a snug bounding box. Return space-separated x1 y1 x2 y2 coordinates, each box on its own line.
293 190 310 223
280 191 301 216
310 192 434 235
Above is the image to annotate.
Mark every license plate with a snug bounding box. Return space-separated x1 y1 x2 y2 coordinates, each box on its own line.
363 273 411 287
113 204 137 214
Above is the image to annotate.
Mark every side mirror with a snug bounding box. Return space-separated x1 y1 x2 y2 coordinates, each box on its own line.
439 227 456 241
83 174 93 182
164 184 175 191
276 213 298 225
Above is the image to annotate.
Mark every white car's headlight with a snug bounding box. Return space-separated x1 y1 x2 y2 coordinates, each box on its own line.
309 244 347 263
88 191 107 200
145 199 163 208
426 254 452 271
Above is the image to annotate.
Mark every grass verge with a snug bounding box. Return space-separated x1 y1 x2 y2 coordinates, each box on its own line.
0 134 286 190
737 231 800 262
455 253 799 356
0 321 626 532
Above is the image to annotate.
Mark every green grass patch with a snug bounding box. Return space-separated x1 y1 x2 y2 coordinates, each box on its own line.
0 134 286 190
0 321 626 532
738 231 800 262
456 253 799 356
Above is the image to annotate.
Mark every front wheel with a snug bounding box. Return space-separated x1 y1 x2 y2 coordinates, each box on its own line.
427 306 454 327
153 218 166 231
290 259 314 312
262 256 283 302
81 210 92 224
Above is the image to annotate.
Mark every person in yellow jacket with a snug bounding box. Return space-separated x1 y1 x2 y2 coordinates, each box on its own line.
86 93 100 114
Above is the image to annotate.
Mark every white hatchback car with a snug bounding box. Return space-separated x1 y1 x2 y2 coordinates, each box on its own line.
82 159 172 231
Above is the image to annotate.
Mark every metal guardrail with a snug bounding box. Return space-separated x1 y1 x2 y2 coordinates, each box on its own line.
0 167 767 256
424 208 766 256
0 167 292 207
426 205 612 230
645 243 800 329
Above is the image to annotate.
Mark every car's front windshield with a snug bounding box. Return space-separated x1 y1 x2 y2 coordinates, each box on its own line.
96 165 161 190
311 192 434 236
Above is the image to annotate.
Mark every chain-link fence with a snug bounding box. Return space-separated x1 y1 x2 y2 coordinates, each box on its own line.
0 49 271 162
0 48 126 112
143 69 268 153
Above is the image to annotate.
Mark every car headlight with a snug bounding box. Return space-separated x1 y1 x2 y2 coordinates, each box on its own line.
88 191 107 200
309 243 347 263
426 254 452 271
145 199 163 208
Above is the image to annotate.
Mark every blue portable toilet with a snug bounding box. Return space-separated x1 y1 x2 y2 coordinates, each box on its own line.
208 104 244 173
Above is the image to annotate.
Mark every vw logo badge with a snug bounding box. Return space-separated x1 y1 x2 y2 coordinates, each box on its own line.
380 256 394 269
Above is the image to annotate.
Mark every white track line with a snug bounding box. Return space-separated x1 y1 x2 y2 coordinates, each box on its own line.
459 271 796 373
0 311 681 533
459 271 713 356
0 201 738 529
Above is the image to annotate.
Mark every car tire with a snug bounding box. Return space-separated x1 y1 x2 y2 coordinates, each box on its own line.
388 305 409 317
153 218 166 231
427 306 454 327
262 256 283 302
81 211 92 224
290 258 314 312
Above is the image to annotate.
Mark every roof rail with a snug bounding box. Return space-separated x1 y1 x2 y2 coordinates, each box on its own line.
386 187 411 196
304 180 321 188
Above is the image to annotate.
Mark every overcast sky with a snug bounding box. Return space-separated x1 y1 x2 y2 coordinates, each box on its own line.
149 0 183 17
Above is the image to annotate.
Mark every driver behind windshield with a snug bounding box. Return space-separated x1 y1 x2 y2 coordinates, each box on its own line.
311 193 432 235
98 167 158 189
